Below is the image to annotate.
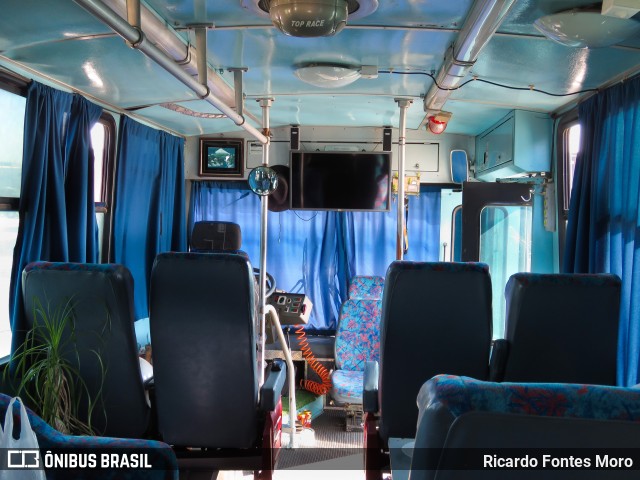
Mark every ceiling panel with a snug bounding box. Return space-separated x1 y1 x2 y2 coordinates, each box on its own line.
0 0 112 52
144 0 473 28
454 35 640 111
1 37 199 108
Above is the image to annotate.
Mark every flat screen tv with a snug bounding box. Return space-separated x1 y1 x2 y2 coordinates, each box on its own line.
290 151 391 211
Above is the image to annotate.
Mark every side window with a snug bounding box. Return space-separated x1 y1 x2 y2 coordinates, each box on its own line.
0 86 26 358
91 114 115 262
556 116 581 267
563 123 581 212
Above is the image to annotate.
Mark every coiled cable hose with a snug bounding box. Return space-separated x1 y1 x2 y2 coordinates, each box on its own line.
295 325 332 395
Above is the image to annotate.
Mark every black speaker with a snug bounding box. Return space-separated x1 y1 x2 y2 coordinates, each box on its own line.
290 126 300 150
383 127 392 151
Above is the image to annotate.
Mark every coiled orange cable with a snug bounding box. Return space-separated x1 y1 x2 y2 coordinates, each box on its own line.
295 325 332 395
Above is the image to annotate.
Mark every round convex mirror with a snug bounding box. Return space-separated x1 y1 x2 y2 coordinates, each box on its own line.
248 166 279 196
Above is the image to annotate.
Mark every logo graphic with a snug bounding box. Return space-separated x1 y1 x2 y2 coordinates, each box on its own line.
7 449 40 469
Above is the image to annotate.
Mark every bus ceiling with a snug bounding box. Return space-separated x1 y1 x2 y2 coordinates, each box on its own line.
0 1 639 136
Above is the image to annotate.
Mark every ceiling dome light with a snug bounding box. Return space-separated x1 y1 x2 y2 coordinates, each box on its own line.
534 10 640 48
295 64 361 88
269 0 348 37
242 0 378 36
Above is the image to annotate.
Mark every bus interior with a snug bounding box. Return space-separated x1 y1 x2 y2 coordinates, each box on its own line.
1 0 640 478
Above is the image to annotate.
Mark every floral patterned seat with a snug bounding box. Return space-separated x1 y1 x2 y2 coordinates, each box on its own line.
348 275 384 300
330 299 382 404
419 375 640 421
0 393 178 479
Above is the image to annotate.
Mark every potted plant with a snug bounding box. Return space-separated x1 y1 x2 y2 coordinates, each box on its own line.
5 296 104 435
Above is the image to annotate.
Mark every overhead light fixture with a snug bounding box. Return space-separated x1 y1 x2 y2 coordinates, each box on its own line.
534 9 640 48
426 111 452 135
270 0 347 37
294 64 361 87
241 0 379 37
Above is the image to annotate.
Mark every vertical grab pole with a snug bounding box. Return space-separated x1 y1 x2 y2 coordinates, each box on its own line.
257 98 273 388
394 98 412 260
256 98 296 447
265 305 297 448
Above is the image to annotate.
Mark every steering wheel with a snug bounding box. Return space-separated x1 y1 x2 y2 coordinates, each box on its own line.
253 268 276 299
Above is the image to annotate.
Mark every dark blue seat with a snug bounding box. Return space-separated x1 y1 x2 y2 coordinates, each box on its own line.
0 394 177 479
363 261 493 480
410 375 640 480
149 252 286 479
491 273 622 385
19 262 150 439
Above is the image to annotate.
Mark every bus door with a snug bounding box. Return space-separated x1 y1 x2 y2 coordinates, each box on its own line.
461 181 534 339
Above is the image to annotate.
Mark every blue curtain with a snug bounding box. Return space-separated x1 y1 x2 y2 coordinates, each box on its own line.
189 182 441 330
9 82 102 353
65 95 103 262
112 117 186 319
563 75 640 386
344 186 442 276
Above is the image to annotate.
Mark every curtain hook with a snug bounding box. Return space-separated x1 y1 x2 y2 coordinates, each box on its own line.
521 188 534 202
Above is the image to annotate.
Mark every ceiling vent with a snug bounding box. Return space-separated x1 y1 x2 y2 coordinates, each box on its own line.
242 0 378 37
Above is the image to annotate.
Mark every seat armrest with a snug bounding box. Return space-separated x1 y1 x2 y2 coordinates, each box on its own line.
363 360 379 413
489 339 509 382
260 359 287 412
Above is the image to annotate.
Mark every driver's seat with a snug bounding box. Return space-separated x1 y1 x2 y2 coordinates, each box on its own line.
190 220 245 254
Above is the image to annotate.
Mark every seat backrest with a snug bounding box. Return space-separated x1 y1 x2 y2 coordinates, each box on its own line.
190 221 242 251
411 375 640 480
20 262 148 438
348 275 384 300
379 261 492 441
501 273 621 385
334 299 382 371
149 252 258 448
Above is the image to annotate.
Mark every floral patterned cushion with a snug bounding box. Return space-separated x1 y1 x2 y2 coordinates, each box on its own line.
419 375 640 422
348 276 384 300
331 370 364 404
334 299 382 371
0 394 178 479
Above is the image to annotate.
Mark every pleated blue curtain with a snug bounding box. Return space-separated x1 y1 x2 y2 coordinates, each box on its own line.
9 81 102 353
65 95 103 262
189 182 441 329
112 117 186 319
563 75 640 386
345 186 442 276
189 181 348 330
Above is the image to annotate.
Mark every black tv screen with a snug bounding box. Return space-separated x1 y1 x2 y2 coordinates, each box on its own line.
290 151 391 211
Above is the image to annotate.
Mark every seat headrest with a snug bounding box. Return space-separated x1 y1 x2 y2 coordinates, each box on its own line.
191 221 241 251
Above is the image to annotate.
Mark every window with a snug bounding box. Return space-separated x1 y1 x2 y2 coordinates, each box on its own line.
0 87 26 358
480 205 532 339
556 113 581 268
563 123 581 211
91 114 116 263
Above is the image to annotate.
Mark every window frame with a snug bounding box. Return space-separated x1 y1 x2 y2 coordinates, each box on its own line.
555 109 580 268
